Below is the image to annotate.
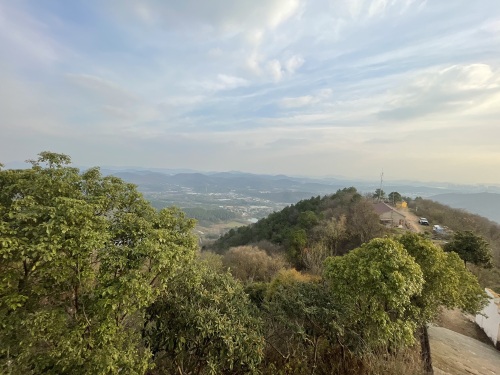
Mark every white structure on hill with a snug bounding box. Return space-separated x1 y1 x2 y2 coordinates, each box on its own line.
475 288 500 349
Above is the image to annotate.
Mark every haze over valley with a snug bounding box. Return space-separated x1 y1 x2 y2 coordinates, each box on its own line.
94 167 500 235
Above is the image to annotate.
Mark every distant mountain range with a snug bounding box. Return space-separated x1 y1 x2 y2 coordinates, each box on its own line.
101 169 500 198
106 170 347 200
5 161 500 209
430 192 500 224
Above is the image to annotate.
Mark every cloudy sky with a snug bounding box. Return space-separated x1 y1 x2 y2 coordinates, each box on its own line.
1 0 500 184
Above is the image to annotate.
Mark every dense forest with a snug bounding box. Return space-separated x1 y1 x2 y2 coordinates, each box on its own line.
181 207 239 226
0 153 493 374
209 188 385 268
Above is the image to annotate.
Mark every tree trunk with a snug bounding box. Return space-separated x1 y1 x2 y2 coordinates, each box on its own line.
419 324 433 374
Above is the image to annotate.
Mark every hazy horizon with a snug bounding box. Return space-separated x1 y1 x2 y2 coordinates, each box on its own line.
1 1 499 184
4 158 500 189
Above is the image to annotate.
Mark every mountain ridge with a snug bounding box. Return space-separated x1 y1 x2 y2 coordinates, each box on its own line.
430 192 500 224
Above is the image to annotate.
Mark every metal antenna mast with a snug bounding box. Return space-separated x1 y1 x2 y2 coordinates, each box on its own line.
378 171 384 202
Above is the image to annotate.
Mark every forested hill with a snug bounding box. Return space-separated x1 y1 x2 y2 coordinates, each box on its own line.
209 190 500 288
409 197 500 289
429 192 500 224
209 187 385 267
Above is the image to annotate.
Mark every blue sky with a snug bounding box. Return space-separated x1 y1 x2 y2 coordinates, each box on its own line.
1 0 500 183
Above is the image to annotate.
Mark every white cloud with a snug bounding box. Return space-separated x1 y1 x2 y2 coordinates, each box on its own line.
379 64 500 121
217 74 250 89
66 74 138 105
481 18 500 33
267 60 284 82
0 2 60 64
116 0 301 33
280 95 315 108
199 74 250 91
285 55 305 74
280 89 332 108
161 95 206 108
3 0 500 183
263 55 305 83
341 0 424 20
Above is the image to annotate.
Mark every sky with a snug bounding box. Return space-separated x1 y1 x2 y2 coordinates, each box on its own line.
1 0 500 184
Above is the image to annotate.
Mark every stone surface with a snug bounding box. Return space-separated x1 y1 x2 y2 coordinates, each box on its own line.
429 325 500 375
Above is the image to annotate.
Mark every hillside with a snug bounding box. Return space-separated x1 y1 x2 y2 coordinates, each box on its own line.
3 153 497 375
209 187 386 268
409 197 500 290
430 192 500 224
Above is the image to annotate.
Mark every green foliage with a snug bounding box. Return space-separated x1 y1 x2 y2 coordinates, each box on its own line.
324 238 424 352
373 188 386 201
257 235 486 373
212 188 385 269
0 152 198 374
443 230 493 268
261 270 340 374
198 251 224 272
244 282 269 308
397 233 487 323
408 197 500 289
286 228 308 266
2 153 488 374
144 263 264 375
388 192 402 203
181 207 238 225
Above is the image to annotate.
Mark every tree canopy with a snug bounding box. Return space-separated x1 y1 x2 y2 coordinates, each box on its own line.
397 233 486 320
0 152 200 373
211 188 384 268
372 188 386 201
0 152 491 374
324 238 424 352
0 152 265 374
443 230 493 268
388 192 402 203
144 263 264 375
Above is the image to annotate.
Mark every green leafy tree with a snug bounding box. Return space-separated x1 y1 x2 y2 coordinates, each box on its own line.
324 238 424 353
373 188 386 201
397 233 486 322
143 263 264 375
298 210 319 230
286 228 307 267
397 233 487 371
263 272 339 375
443 230 493 267
0 152 198 374
388 192 402 204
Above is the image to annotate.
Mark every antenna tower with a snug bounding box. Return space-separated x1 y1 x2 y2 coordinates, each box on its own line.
378 171 384 202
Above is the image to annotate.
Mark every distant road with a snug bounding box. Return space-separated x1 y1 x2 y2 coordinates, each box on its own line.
396 207 424 233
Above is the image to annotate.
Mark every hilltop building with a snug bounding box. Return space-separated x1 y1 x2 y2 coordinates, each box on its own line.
373 202 406 227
